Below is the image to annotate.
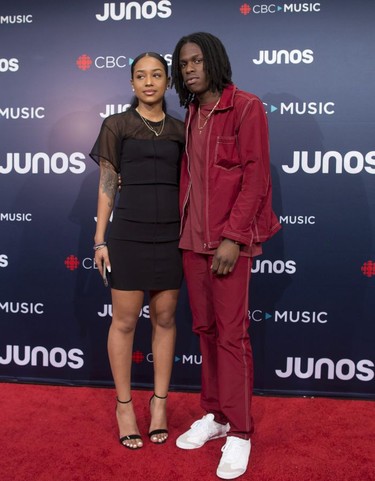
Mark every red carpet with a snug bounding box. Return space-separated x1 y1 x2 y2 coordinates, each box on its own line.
1 383 374 481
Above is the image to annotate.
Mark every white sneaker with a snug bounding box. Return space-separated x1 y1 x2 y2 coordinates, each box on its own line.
176 413 229 450
216 436 251 479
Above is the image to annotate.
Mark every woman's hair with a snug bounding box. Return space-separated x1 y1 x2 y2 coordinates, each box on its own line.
130 51 169 79
130 52 169 110
171 32 233 107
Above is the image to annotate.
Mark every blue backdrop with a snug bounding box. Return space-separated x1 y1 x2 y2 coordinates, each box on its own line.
1 0 374 398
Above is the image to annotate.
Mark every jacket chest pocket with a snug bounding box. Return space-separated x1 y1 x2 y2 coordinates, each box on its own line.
214 136 241 170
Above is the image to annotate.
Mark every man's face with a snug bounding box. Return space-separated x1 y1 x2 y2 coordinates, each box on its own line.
179 42 210 97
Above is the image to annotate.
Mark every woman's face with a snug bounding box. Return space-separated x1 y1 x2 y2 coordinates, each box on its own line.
131 55 169 107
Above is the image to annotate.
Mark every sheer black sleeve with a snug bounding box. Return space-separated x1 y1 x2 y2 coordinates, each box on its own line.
89 116 121 173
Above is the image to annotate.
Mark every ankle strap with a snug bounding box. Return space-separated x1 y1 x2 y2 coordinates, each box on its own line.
116 396 132 404
153 393 168 400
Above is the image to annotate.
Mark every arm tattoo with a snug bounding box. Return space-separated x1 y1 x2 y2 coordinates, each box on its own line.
100 160 117 209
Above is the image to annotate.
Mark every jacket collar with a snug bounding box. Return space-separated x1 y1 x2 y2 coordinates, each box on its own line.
188 83 237 114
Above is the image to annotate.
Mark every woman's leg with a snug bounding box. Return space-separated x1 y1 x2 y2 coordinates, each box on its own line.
109 288 144 448
148 289 179 443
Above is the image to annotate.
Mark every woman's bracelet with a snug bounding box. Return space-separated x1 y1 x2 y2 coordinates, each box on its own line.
93 242 107 251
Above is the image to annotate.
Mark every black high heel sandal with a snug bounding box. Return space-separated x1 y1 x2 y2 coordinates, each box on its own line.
148 393 168 444
116 397 143 449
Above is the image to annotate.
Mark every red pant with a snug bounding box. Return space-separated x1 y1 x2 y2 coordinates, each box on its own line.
183 250 254 439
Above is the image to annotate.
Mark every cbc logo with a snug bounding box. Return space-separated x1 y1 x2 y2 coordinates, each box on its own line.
76 53 171 71
0 58 19 72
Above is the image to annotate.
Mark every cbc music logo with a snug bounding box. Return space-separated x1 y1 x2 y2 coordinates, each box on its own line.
0 255 9 268
76 53 134 70
95 1 172 21
251 259 296 275
0 107 45 120
282 151 375 175
279 215 315 226
275 357 374 382
0 152 86 175
0 345 84 369
64 255 81 271
0 212 32 222
0 58 19 72
249 310 328 324
240 3 321 15
130 351 201 365
76 53 171 71
263 101 335 116
253 49 314 65
64 255 105 271
0 301 44 315
361 260 375 278
0 14 33 24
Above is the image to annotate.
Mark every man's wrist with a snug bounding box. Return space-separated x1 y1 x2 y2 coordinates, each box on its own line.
224 238 241 246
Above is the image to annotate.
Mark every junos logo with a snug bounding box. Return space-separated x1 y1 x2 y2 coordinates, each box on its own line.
0 255 9 267
251 259 296 274
275 357 374 381
0 107 45 119
0 345 84 369
100 104 131 118
0 302 44 315
0 152 86 175
94 212 113 222
282 151 375 175
253 49 313 65
0 58 19 72
98 304 150 318
96 1 172 21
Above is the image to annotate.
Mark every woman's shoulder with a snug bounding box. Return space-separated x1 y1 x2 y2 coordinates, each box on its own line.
101 108 136 134
166 113 185 137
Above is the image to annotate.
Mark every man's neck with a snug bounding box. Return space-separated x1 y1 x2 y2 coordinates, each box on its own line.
197 90 221 105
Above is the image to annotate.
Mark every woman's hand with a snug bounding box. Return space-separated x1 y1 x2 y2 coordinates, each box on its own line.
94 246 111 277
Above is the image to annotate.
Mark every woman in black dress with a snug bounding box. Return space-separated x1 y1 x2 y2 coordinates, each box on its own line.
90 52 184 449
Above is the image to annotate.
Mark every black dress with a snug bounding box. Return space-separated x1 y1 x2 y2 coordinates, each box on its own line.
90 108 185 290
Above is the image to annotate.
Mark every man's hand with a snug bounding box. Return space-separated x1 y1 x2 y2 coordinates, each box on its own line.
211 238 240 276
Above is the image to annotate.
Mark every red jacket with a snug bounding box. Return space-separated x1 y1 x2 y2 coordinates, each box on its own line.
179 83 281 251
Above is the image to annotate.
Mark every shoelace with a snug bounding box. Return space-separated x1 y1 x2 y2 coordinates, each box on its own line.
191 415 216 435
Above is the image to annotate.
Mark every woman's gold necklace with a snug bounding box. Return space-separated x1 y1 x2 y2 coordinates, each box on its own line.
136 108 165 137
197 97 221 134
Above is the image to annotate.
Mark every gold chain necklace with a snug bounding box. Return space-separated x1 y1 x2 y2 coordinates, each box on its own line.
136 108 165 137
197 97 221 134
